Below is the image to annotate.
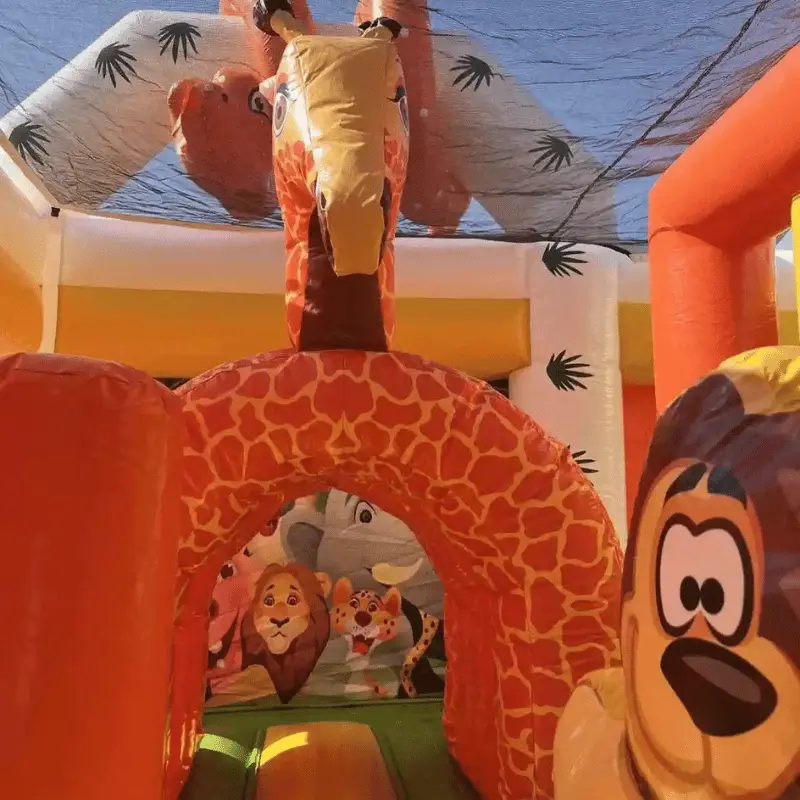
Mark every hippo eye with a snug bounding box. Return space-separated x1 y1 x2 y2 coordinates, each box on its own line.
354 500 376 525
273 84 290 137
218 562 237 582
656 515 753 645
247 87 270 118
390 84 409 135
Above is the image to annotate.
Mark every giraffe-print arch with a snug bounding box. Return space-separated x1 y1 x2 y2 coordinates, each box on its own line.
167 348 622 800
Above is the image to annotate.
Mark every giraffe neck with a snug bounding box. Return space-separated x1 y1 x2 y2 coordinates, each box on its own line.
296 207 388 352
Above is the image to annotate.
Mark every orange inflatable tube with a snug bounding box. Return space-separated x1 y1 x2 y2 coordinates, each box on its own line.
354 0 470 232
221 0 315 77
648 44 800 412
0 354 182 800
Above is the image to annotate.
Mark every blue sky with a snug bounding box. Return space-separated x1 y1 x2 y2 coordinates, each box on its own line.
0 0 796 248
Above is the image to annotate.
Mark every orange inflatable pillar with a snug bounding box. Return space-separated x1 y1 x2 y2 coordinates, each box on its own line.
648 44 800 412
0 354 183 800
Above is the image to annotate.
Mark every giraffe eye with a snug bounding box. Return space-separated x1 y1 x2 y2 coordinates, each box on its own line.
273 85 290 136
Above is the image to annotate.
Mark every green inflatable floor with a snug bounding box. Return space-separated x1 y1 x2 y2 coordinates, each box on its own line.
180 695 481 800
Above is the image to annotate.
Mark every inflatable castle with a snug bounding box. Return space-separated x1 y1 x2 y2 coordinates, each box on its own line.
1 0 799 799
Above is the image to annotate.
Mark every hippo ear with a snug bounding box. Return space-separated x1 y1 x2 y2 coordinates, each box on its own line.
259 75 277 106
360 17 402 41
167 78 203 122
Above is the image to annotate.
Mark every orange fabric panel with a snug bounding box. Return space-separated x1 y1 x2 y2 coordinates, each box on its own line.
0 353 183 800
0 246 42 353
622 384 657 525
648 45 800 412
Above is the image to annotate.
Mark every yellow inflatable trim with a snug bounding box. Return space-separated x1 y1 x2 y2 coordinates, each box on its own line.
55 288 531 381
619 303 800 385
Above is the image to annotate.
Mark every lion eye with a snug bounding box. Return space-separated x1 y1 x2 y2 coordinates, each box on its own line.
264 596 275 606
287 595 299 606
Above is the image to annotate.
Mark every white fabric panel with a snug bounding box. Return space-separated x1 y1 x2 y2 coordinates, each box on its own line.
431 34 615 238
0 145 51 284
0 11 252 208
509 244 628 546
58 211 529 299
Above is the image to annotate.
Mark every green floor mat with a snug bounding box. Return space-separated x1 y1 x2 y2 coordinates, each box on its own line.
180 695 481 800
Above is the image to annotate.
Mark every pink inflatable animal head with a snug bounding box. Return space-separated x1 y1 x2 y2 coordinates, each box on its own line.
168 66 277 220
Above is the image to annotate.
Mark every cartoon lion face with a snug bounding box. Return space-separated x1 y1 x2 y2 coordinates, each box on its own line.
240 561 332 704
330 576 402 657
622 350 800 799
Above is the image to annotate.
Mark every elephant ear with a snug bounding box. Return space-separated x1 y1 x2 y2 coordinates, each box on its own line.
282 521 325 570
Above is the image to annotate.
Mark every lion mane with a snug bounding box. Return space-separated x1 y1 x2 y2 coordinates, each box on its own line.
240 561 331 704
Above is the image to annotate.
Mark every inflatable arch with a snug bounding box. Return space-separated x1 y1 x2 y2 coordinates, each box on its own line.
167 348 622 800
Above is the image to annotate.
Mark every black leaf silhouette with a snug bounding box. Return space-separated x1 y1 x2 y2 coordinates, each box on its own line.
8 120 50 166
158 22 202 63
546 351 592 391
95 42 138 88
567 446 598 475
530 134 573 171
542 242 586 277
450 55 503 92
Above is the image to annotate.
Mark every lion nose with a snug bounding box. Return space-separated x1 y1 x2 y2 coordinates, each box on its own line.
354 611 372 627
660 637 777 736
271 617 290 628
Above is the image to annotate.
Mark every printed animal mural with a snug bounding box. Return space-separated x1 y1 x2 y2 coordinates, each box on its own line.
240 561 332 704
281 490 447 697
204 490 447 705
554 347 800 800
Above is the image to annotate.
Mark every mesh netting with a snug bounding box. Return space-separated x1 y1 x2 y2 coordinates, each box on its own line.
1 0 797 248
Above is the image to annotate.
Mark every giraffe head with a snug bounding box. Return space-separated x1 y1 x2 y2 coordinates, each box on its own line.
258 11 409 283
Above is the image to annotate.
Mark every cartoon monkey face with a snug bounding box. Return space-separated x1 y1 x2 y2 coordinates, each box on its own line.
252 570 315 655
622 459 800 798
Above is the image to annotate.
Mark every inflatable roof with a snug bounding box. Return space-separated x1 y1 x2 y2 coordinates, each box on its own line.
0 0 797 248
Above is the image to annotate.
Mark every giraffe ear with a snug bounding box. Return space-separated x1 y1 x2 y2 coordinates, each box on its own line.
259 76 277 107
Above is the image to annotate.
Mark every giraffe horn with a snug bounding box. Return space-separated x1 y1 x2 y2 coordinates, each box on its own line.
360 17 402 41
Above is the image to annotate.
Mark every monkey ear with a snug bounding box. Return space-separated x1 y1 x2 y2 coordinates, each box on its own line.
315 571 332 599
332 576 353 605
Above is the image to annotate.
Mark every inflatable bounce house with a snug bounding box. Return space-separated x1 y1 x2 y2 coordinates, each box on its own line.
1 0 799 799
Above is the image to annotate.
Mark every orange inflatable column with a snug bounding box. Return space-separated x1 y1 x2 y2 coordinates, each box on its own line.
0 354 183 800
648 45 800 411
